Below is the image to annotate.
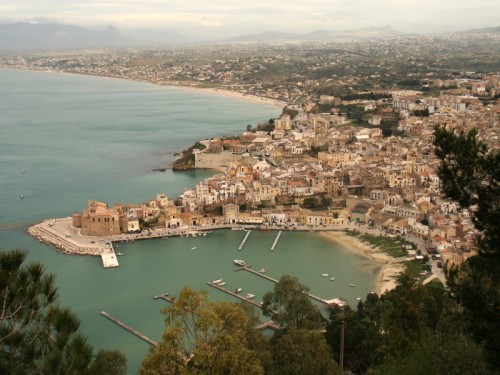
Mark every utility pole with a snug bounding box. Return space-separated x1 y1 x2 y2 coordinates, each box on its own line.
340 320 346 373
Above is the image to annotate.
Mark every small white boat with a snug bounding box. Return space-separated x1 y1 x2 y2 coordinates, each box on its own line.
330 277 336 281
218 282 226 286
234 259 246 266
20 194 24 199
348 283 356 287
212 279 223 285
356 297 361 301
245 293 256 299
234 288 243 293
258 268 268 273
191 247 197 250
117 252 124 256
322 273 329 277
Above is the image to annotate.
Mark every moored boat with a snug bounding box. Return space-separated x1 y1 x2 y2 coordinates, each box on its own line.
234 288 243 293
245 293 255 299
212 278 223 284
233 259 246 266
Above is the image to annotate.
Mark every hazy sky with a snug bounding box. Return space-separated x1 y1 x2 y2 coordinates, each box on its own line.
1 0 499 37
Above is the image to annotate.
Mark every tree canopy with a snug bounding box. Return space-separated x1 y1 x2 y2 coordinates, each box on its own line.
139 287 266 375
0 249 126 375
262 274 324 330
433 126 500 256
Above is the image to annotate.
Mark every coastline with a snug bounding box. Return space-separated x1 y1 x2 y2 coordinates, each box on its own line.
1 68 286 109
317 231 404 295
184 86 287 108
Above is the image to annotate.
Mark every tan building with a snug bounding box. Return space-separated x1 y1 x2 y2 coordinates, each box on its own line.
73 200 121 236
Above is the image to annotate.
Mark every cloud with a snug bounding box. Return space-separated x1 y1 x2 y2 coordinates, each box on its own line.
1 0 499 36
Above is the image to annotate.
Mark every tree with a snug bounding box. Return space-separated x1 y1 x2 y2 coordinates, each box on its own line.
433 126 500 255
326 307 382 374
271 329 339 375
262 275 324 330
139 287 264 375
0 249 126 375
89 349 127 375
373 330 490 375
434 127 500 369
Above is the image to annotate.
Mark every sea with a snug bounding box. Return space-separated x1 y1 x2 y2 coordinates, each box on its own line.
0 70 381 373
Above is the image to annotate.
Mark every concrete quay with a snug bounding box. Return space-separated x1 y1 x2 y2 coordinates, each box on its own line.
28 217 119 268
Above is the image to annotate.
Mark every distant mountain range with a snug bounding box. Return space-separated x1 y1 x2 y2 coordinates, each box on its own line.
226 26 405 43
0 22 132 50
0 22 499 51
459 25 500 34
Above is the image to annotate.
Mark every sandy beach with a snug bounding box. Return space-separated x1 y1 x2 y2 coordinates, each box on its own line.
317 231 405 295
166 84 287 108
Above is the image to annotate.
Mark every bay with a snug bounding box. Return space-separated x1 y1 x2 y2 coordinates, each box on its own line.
0 70 380 373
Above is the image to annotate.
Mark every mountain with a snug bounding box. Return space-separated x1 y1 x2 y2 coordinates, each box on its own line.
0 22 132 50
123 28 192 45
224 26 404 43
302 26 404 40
458 25 500 34
227 31 301 43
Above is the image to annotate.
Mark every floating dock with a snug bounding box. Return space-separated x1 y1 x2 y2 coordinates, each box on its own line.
270 231 282 251
100 311 157 346
207 282 261 308
235 266 328 305
153 292 174 303
238 230 252 251
255 320 281 330
235 265 279 283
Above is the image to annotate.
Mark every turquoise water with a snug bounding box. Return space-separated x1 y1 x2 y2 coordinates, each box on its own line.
0 70 380 373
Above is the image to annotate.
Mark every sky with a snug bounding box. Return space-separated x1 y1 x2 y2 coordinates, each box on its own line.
1 0 499 38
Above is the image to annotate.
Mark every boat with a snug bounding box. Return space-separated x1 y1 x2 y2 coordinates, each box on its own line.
356 297 361 301
245 293 256 299
258 268 268 273
191 247 197 250
20 194 24 199
218 282 226 286
322 273 329 277
330 277 336 281
348 283 356 287
117 252 124 256
212 279 223 285
233 259 246 266
234 288 243 293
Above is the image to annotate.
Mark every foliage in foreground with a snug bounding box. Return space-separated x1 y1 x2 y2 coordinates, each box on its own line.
0 249 127 375
434 126 500 368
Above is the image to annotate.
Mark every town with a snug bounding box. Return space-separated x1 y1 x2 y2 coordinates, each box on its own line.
12 34 499 276
28 67 500 280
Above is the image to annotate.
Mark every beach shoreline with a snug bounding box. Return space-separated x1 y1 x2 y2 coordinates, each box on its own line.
317 231 404 295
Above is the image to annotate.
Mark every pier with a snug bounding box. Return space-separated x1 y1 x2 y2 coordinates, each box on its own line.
99 241 119 268
207 282 261 308
153 292 174 303
235 266 328 305
238 230 252 251
270 230 282 251
236 265 279 283
255 320 281 330
100 311 157 346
